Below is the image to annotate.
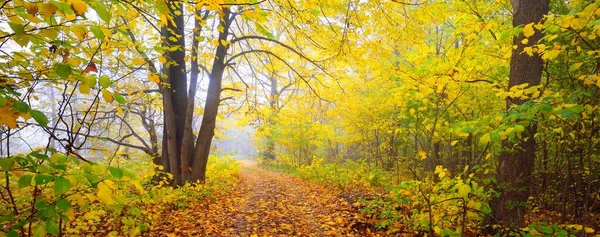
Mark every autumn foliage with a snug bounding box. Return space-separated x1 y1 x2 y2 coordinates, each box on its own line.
1 0 600 236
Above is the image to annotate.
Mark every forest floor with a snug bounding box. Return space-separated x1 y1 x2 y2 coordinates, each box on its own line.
151 162 384 236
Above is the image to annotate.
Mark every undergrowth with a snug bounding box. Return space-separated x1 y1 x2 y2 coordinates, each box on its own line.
260 158 594 236
0 150 240 236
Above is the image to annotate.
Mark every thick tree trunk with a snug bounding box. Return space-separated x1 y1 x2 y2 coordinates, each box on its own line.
190 9 231 182
492 0 548 227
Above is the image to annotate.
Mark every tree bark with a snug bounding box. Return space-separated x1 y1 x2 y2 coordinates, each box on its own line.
161 0 188 185
190 9 232 182
492 0 548 227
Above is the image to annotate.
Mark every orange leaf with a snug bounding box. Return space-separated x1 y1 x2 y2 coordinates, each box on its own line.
83 62 98 74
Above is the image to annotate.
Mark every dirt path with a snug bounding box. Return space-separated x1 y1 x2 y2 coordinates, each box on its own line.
153 162 378 236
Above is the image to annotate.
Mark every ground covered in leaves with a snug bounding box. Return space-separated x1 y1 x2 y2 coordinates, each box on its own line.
151 162 383 236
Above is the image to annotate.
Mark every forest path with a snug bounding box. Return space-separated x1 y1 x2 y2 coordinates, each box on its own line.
153 161 378 236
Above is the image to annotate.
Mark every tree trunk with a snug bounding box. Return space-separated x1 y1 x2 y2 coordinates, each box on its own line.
190 9 232 182
160 0 188 185
492 0 548 227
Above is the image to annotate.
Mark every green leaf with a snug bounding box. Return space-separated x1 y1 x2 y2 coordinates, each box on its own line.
18 175 33 188
122 169 136 179
35 174 55 185
113 93 126 104
568 104 584 114
52 1 74 15
84 172 100 185
99 75 110 88
539 103 552 112
90 2 111 23
34 200 47 210
42 205 58 218
46 219 59 235
0 213 15 223
540 226 553 234
84 76 97 88
13 101 30 112
255 23 274 39
33 224 46 237
56 198 71 211
54 63 72 78
29 151 49 160
8 22 25 34
0 158 14 170
555 230 569 237
31 110 49 127
6 230 18 237
108 167 123 179
54 176 71 195
90 25 105 40
0 96 6 107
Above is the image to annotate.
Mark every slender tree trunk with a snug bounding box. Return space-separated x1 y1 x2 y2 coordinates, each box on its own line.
179 10 206 184
160 0 188 185
492 0 548 227
190 9 231 182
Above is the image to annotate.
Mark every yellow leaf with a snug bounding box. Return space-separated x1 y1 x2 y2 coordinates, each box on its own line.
65 14 76 21
24 2 39 16
79 83 91 94
148 74 160 83
116 106 124 116
521 38 529 44
132 180 146 194
418 150 427 159
132 57 144 66
159 14 168 26
50 153 66 163
435 165 445 179
451 140 459 146
97 180 115 205
41 3 57 17
102 89 114 103
523 46 533 56
480 133 491 144
584 227 594 234
569 62 583 72
457 183 471 198
434 226 441 234
72 24 87 41
542 49 561 60
70 0 88 15
523 23 535 38
66 209 75 220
